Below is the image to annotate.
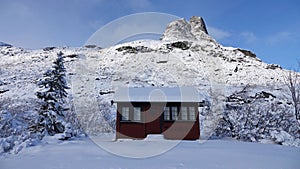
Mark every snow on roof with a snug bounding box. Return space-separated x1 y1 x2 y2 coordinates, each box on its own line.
114 87 204 102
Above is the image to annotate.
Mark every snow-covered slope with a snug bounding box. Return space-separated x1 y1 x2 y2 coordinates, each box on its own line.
0 16 299 154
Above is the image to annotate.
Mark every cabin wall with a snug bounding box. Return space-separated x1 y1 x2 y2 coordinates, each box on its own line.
116 102 200 140
162 120 199 140
116 102 149 139
116 122 146 139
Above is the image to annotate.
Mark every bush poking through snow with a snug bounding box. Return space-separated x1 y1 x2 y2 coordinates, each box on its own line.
0 108 42 154
213 87 300 146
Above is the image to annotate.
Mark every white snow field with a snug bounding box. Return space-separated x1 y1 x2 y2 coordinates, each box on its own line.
1 135 299 169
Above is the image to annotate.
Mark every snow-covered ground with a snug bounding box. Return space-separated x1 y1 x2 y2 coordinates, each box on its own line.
1 135 299 169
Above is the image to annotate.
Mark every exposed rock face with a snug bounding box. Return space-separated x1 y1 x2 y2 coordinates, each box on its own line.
161 16 210 41
0 42 12 47
116 45 154 54
167 41 190 50
236 48 256 58
190 16 208 35
161 19 195 41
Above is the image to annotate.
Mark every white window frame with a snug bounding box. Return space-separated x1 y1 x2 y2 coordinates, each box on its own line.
171 106 178 120
164 107 171 121
181 106 188 120
188 106 196 121
121 107 130 121
133 107 141 121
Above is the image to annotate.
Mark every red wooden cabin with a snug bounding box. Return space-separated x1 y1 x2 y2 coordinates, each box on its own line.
114 87 201 140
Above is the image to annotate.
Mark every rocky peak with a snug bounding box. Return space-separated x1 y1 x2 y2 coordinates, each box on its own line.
190 16 208 34
161 16 209 41
161 18 195 41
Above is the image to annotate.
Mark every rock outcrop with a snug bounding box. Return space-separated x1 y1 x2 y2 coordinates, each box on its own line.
161 16 210 41
190 16 208 35
0 42 12 47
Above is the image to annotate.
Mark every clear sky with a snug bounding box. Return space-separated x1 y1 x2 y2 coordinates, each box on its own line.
0 0 299 70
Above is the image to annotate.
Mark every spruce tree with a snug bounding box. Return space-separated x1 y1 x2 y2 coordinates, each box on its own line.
36 51 70 136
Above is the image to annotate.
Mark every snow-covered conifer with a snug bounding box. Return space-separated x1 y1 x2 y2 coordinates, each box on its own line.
36 51 70 136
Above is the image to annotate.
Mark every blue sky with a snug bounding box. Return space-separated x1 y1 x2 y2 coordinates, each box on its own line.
0 0 299 70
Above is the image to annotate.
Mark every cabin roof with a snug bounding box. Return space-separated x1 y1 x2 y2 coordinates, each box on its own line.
113 87 204 103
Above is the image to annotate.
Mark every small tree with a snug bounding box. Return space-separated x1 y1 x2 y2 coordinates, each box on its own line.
286 70 300 121
36 51 70 136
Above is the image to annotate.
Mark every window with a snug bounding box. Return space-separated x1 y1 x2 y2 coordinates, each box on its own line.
171 106 178 120
189 107 196 121
181 107 188 120
164 107 170 120
133 107 141 121
121 107 129 121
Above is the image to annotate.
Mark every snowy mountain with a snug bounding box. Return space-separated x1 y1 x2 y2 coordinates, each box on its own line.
0 16 299 154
